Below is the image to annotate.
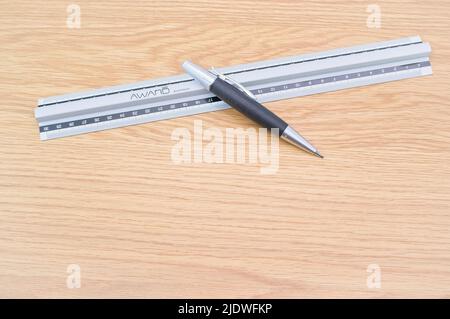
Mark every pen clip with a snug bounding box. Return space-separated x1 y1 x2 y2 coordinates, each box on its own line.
209 68 257 101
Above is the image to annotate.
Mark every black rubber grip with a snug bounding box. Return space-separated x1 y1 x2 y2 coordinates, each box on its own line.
210 78 288 136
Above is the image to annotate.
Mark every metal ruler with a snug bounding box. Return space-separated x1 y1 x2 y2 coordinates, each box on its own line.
35 36 432 140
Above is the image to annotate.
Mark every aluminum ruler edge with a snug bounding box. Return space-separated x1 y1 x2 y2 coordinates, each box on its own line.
35 36 432 140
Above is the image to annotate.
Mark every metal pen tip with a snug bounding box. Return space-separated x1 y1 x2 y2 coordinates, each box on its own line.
312 150 324 158
281 126 323 158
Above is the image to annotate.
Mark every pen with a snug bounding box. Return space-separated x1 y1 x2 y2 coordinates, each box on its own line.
182 61 323 158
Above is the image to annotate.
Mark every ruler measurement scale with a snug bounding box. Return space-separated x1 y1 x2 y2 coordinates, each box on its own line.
39 61 430 133
35 36 432 140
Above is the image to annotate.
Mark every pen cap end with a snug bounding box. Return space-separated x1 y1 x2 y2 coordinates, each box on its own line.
181 60 194 71
182 61 216 89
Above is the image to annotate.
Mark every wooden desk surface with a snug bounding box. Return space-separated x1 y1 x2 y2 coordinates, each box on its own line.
1 0 449 298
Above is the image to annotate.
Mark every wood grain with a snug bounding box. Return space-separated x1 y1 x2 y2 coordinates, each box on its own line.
0 0 449 298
